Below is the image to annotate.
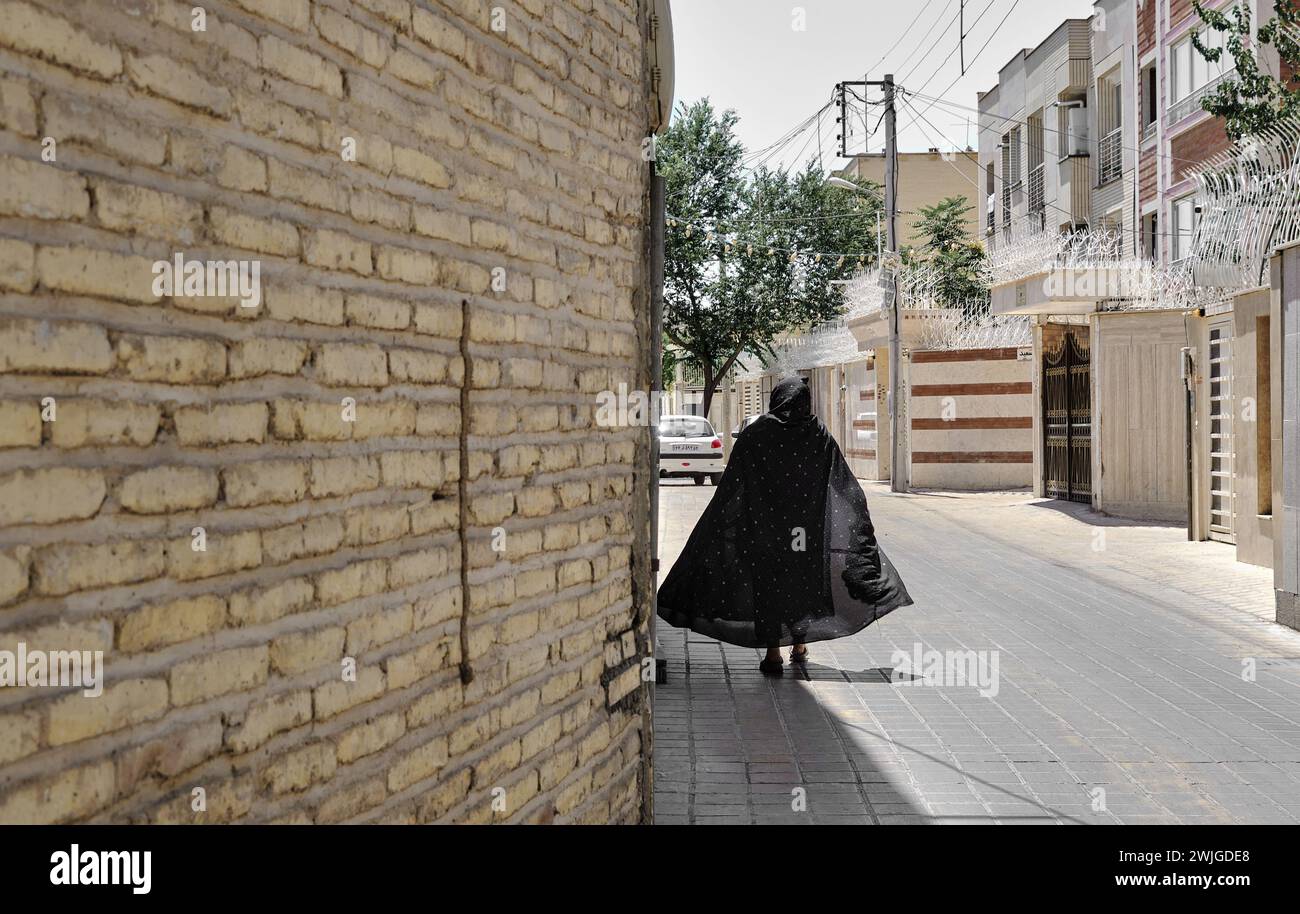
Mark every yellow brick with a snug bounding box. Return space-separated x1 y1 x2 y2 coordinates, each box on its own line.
116 334 225 383
315 342 388 386
0 318 113 375
166 529 262 581
119 466 219 514
316 776 386 823
264 285 345 326
227 689 312 753
345 293 411 330
47 678 169 746
392 146 451 188
0 709 40 764
0 77 37 136
343 504 410 547
376 246 437 284
228 338 309 378
118 594 226 652
387 47 439 89
0 155 88 219
315 558 388 606
210 206 300 256
236 91 318 149
217 146 267 191
174 402 268 446
388 547 450 588
0 238 34 292
346 604 413 655
267 159 348 212
0 467 105 525
96 181 204 244
314 665 385 719
303 229 371 274
404 678 462 727
262 742 337 794
33 540 165 596
42 95 165 165
228 577 314 626
0 400 40 447
270 626 345 675
412 302 463 338
315 5 390 68
337 712 406 764
36 246 162 304
0 547 29 605
416 402 460 436
262 37 341 97
230 0 310 30
417 767 471 822
126 52 231 115
0 2 122 78
386 638 452 691
0 760 115 824
48 398 158 448
222 459 309 507
261 515 345 565
310 455 381 497
170 645 269 706
380 450 445 489
387 736 448 792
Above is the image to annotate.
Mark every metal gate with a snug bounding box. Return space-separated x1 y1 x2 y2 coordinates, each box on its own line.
1043 328 1092 503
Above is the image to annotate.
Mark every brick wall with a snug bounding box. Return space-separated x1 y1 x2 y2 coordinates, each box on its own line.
1171 115 1231 184
0 0 653 824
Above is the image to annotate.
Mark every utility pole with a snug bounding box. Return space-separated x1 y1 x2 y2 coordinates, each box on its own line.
883 73 904 494
833 74 905 493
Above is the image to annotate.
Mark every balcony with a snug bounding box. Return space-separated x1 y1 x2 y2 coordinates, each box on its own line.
1097 127 1122 186
1166 69 1235 128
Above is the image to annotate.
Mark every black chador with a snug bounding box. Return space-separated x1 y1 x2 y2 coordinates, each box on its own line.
658 376 912 648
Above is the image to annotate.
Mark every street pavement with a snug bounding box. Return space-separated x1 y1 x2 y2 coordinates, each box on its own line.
652 481 1300 824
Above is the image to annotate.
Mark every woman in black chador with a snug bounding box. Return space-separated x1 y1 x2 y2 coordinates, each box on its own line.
657 376 912 676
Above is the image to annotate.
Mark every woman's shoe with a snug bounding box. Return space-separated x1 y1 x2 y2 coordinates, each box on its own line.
789 647 809 665
759 658 784 677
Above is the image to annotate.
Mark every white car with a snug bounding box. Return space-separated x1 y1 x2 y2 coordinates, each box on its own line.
658 415 725 485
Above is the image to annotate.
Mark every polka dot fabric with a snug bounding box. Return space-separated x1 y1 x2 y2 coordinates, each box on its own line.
657 376 913 648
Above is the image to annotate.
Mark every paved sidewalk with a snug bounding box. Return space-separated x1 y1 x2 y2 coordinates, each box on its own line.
652 482 1300 824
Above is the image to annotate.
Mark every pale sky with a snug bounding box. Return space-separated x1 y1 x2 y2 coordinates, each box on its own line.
670 0 1098 172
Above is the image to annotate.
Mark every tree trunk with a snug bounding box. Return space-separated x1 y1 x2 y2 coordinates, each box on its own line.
699 365 716 419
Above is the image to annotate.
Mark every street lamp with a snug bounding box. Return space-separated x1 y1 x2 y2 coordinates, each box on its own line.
825 176 882 263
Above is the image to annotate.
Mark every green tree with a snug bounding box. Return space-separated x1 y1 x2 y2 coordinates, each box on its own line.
659 99 881 416
1193 0 1300 140
902 195 989 313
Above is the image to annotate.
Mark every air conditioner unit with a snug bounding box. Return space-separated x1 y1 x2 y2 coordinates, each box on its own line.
1066 107 1089 156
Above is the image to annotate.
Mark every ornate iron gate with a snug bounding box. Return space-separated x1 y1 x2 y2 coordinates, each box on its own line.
1043 328 1092 503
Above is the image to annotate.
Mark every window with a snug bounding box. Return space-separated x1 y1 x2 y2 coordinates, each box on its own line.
659 417 715 439
1168 13 1232 108
1142 212 1159 261
1142 64 1157 132
1171 195 1198 262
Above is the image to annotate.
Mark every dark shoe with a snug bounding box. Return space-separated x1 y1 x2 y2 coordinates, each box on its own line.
759 658 784 677
789 647 809 665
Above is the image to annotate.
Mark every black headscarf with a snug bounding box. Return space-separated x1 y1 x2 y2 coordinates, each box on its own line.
657 376 912 648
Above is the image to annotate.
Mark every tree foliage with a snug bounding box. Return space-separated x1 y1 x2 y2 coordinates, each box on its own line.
659 99 882 415
900 195 989 313
1193 0 1300 140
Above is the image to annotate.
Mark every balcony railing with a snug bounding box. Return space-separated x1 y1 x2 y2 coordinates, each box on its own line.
1001 184 1011 228
1098 127 1122 186
1166 69 1235 127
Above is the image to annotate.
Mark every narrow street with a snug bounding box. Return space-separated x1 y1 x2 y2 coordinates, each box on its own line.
653 481 1300 824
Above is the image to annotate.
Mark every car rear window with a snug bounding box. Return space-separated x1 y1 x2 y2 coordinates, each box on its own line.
659 418 714 438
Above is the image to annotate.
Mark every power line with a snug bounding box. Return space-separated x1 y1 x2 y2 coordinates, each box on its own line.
895 0 960 83
869 0 941 75
900 96 1204 241
904 0 1007 101
903 87 1226 169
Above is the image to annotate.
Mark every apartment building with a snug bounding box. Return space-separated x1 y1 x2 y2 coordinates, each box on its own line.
978 0 1287 548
